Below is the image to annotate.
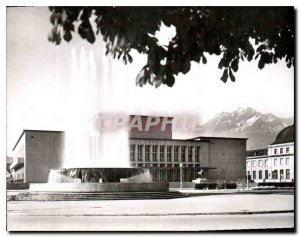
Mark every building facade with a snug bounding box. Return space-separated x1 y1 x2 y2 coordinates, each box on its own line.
129 137 246 182
246 124 294 183
10 130 64 183
129 115 247 182
10 116 247 184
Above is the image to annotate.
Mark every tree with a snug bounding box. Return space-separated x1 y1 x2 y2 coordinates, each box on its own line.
48 7 294 87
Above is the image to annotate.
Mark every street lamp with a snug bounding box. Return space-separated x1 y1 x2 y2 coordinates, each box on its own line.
180 163 183 189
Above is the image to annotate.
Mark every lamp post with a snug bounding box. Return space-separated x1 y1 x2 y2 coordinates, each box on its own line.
180 163 183 189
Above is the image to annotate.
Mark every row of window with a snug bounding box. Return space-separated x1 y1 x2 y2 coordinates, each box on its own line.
247 157 290 167
247 149 267 157
248 169 291 180
248 147 291 157
274 147 290 155
131 163 200 168
130 145 200 163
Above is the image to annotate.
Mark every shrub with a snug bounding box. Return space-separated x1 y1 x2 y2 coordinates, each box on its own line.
195 182 237 190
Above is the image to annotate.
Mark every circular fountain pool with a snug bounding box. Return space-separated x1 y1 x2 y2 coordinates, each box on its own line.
29 167 169 193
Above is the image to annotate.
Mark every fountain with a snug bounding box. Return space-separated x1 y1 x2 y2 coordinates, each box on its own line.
30 167 170 193
26 45 184 199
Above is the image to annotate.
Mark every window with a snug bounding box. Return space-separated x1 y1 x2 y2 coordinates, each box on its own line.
259 170 262 179
195 147 200 163
247 171 251 179
286 158 289 165
253 171 256 179
130 145 136 161
174 146 179 162
286 147 290 153
274 149 277 155
286 169 290 179
280 169 284 180
274 158 278 166
280 148 283 154
259 160 262 167
280 158 283 166
152 145 158 162
188 146 193 162
167 146 172 162
253 160 256 167
145 145 150 162
160 145 165 162
272 170 278 179
265 159 268 167
247 161 250 166
137 145 143 161
181 146 186 162
265 170 268 180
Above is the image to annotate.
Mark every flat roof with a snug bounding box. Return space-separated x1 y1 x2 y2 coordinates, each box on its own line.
12 130 247 152
188 136 248 141
129 137 210 143
12 129 64 151
246 148 268 152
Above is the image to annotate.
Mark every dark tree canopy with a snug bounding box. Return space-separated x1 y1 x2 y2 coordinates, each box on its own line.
48 7 294 87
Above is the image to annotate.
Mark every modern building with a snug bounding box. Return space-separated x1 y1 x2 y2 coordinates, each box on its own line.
10 130 64 183
10 115 247 184
246 124 294 183
129 115 247 182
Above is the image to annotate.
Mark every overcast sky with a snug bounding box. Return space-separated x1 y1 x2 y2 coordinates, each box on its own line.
7 7 294 155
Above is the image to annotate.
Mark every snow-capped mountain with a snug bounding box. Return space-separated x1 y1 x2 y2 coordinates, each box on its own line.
201 107 294 149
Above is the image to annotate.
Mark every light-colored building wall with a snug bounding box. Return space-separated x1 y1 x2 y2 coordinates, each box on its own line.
246 142 294 183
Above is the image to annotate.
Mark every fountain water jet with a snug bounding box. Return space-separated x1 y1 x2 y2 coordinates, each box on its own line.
26 45 187 198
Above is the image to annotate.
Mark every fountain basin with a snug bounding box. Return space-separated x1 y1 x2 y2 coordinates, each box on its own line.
29 167 169 193
29 182 169 192
48 167 152 183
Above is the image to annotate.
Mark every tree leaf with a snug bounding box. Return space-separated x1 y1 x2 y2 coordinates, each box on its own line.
123 55 127 65
229 68 235 82
220 68 228 83
182 61 191 74
202 55 207 64
165 73 175 87
154 79 162 88
63 31 72 42
258 56 265 69
231 58 238 72
127 53 133 63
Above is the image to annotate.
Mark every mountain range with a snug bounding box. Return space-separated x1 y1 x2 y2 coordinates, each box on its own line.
199 107 294 150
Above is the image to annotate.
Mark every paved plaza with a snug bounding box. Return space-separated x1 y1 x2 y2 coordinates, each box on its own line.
7 192 294 231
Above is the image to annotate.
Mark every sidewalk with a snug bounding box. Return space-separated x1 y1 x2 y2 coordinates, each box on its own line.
172 188 294 195
7 192 294 217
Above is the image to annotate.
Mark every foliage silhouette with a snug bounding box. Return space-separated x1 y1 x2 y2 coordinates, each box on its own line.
48 7 294 87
